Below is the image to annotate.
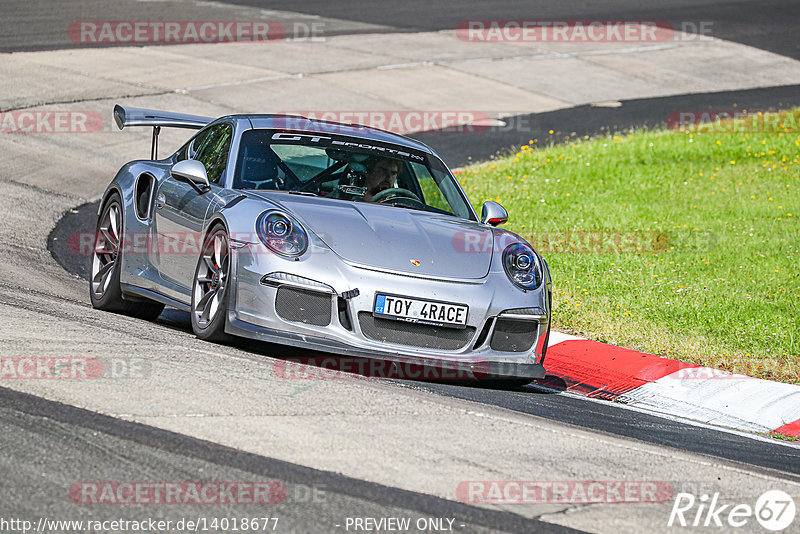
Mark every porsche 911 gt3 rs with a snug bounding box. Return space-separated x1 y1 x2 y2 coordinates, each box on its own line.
90 104 552 383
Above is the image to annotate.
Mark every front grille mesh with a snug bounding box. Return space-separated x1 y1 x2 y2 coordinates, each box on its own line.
358 312 475 350
275 286 332 326
490 319 538 352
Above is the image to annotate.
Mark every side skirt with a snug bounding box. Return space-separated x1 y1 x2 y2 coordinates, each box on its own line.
121 283 191 312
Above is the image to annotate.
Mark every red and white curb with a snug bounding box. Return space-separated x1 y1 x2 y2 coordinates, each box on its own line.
541 332 800 438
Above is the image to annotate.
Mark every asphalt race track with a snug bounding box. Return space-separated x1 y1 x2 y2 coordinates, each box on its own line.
49 200 800 477
0 387 563 533
3 0 799 59
2 1 800 533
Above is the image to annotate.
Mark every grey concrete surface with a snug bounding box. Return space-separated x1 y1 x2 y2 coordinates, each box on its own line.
4 25 800 121
0 391 556 534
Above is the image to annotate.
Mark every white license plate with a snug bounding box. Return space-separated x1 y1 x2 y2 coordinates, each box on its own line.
373 293 468 329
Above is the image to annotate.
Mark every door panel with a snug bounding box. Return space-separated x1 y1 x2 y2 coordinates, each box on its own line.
153 122 234 297
154 178 211 292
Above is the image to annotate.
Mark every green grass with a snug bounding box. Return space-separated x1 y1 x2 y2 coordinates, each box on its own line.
459 110 800 383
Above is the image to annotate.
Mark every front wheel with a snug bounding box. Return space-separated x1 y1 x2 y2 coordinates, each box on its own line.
191 225 232 342
89 193 164 320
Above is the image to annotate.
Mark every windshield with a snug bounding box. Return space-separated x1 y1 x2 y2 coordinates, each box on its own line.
232 129 475 220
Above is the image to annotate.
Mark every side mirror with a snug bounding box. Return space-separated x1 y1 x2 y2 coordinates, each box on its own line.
171 160 210 193
481 201 508 226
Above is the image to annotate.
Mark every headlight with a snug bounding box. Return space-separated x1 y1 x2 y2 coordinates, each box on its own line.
256 210 308 257
502 243 543 290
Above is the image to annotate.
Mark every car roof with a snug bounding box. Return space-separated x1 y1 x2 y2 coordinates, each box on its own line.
229 115 434 155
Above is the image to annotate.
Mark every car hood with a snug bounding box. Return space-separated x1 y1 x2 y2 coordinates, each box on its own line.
248 192 493 279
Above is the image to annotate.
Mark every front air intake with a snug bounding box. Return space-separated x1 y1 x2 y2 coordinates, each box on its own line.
275 286 332 326
358 312 475 350
490 319 539 352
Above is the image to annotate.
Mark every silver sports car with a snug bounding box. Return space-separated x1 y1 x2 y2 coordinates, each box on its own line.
91 104 552 383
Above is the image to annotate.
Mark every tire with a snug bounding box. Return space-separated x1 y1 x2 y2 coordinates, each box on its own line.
190 224 232 342
89 192 165 320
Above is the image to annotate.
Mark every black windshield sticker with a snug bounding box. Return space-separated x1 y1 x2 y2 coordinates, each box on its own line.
270 132 426 162
271 132 332 143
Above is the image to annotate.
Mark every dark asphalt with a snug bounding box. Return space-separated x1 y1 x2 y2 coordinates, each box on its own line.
411 84 800 168
406 381 800 479
2 0 798 59
226 0 800 59
0 386 577 534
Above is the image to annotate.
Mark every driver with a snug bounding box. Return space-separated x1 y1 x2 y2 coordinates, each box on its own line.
363 157 401 201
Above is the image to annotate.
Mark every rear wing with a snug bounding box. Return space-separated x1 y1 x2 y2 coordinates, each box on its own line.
113 104 213 159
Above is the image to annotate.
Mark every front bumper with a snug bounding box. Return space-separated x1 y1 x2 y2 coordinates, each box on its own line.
226 315 545 379
226 241 550 377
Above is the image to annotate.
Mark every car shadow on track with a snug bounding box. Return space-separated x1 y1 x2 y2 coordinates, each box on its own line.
156 308 565 394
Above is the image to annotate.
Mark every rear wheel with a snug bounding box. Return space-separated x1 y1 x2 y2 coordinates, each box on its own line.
191 225 232 342
89 193 165 320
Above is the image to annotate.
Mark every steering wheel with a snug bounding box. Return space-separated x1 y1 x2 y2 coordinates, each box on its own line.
370 187 421 203
240 178 274 190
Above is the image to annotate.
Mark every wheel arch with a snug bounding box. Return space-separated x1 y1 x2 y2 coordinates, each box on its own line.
204 213 230 237
97 185 124 216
